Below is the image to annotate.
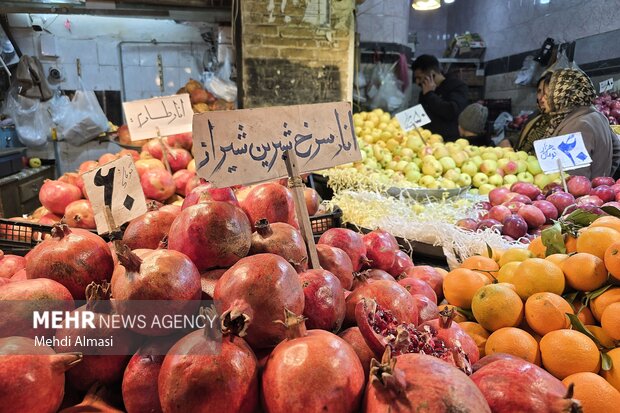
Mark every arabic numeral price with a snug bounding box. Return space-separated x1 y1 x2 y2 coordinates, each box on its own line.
94 167 115 207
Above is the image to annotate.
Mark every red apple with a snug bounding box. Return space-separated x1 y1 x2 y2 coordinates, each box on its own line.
488 205 512 224
532 200 558 223
476 219 503 233
510 182 542 200
590 185 615 202
508 194 532 205
502 200 526 214
502 214 528 239
456 218 478 231
567 175 592 197
592 176 615 187
518 205 546 229
547 192 575 215
489 187 511 206
576 195 604 207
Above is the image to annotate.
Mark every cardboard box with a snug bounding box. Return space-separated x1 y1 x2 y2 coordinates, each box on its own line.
446 33 486 59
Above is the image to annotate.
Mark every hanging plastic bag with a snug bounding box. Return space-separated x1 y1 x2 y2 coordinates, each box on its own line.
368 63 405 113
202 47 237 103
2 85 52 147
515 56 541 86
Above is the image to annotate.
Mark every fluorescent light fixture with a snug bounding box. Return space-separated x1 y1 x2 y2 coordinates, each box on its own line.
412 0 441 10
539 0 550 3
444 0 455 3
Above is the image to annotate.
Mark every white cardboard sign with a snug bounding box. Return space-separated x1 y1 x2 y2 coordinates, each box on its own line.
600 78 614 94
192 102 361 187
533 132 592 174
82 155 148 234
395 104 431 132
123 94 192 141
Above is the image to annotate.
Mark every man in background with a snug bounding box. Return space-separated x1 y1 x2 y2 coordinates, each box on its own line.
413 54 469 141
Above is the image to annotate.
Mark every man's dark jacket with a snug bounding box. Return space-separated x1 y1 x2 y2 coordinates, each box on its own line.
418 76 469 141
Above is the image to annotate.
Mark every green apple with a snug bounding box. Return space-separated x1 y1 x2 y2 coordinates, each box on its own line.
504 152 519 161
452 151 469 167
29 157 42 168
497 158 519 175
405 170 421 182
488 174 504 186
472 172 489 187
426 179 440 189
478 183 496 195
401 148 414 159
534 173 551 189
439 156 457 171
503 183 512 189
471 156 483 167
458 173 472 187
439 178 457 189
516 160 528 173
414 158 423 168
480 160 498 176
503 174 518 185
461 161 478 177
455 138 469 148
517 171 535 183
419 175 436 188
403 163 419 174
481 151 499 161
443 169 460 182
516 151 529 161
386 160 398 170
395 160 408 172
422 160 443 178
526 156 543 175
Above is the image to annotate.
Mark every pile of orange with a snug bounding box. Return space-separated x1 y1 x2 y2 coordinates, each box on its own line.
443 215 620 407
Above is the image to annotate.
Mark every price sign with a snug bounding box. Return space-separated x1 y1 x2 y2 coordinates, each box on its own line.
123 94 192 141
395 104 431 132
192 101 361 187
600 78 614 94
82 155 148 234
533 132 592 174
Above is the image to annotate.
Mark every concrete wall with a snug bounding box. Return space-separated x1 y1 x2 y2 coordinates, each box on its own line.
357 0 410 44
408 6 449 57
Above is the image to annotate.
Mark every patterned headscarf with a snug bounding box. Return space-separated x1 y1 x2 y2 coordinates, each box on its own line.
517 69 597 153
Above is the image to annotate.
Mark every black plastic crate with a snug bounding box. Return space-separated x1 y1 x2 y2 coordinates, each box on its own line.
309 206 342 240
0 148 25 178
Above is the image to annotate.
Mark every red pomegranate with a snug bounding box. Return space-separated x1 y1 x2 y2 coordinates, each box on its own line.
362 229 399 271
63 199 96 229
304 187 321 216
213 253 304 349
345 279 417 326
249 219 308 272
184 175 206 195
239 182 298 230
421 306 480 364
143 139 165 160
387 250 415 277
316 244 354 290
54 282 139 391
122 209 176 250
10 269 27 281
78 160 98 174
158 330 259 413
58 172 80 187
181 183 239 210
98 153 117 165
413 294 439 323
404 265 444 300
0 252 25 278
299 269 345 332
262 311 365 413
140 169 175 202
122 335 181 413
168 202 251 271
30 206 51 220
200 268 227 299
471 358 581 412
363 350 491 413
351 269 395 291
166 148 192 172
164 132 192 150
59 383 124 412
39 180 82 215
397 276 437 304
318 228 369 272
339 327 375 380
118 148 140 161
172 169 195 196
0 278 74 339
0 337 82 413
26 224 114 299
135 158 165 178
472 352 523 373
159 204 181 217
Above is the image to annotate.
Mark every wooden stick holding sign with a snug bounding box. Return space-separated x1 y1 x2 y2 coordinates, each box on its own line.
155 127 172 174
395 104 431 144
533 133 592 189
557 158 568 193
283 150 320 269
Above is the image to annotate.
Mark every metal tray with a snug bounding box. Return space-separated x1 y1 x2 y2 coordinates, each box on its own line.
386 185 470 201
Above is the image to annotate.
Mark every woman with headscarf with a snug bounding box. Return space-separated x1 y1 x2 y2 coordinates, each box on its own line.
517 68 620 178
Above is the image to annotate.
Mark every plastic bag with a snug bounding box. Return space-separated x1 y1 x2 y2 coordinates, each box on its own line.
515 55 541 86
54 78 108 146
202 48 237 103
368 63 405 112
2 85 53 147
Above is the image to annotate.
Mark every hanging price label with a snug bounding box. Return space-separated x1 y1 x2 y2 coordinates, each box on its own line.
533 132 592 174
82 155 148 234
600 78 614 94
123 94 193 141
394 104 431 132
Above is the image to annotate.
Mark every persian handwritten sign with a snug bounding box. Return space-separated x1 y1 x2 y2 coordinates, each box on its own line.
533 132 592 174
600 78 614 94
82 155 148 234
123 94 192 141
395 104 431 132
192 102 361 187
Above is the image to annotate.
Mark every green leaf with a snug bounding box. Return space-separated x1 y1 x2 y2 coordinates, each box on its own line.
602 205 620 218
586 284 613 302
562 292 579 305
542 222 566 256
455 307 474 321
563 209 601 227
567 313 603 348
486 243 493 260
601 352 614 371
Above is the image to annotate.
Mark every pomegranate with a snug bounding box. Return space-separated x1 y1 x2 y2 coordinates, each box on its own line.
187 158 196 172
59 383 124 413
122 209 176 250
472 353 524 373
200 268 227 299
181 183 239 209
190 88 209 104
158 328 259 413
413 294 439 323
166 148 192 172
299 269 345 332
184 175 206 195
58 172 80 187
122 335 181 413
135 158 166 177
249 219 308 272
118 148 140 161
304 187 321 216
143 139 165 160
0 337 82 413
10 269 27 281
172 169 195 196
168 202 252 271
98 153 117 165
339 326 375 380
0 252 25 278
421 306 480 364
213 253 304 349
318 228 369 271
397 276 437 304
164 132 192 151
386 250 414 277
159 204 181 217
39 180 82 215
140 168 175 201
78 160 98 174
239 182 298 230
316 244 354 290
262 311 365 412
345 279 417 326
30 206 51 220
54 282 139 391
63 199 96 229
351 269 395 291
404 265 444 301
471 358 581 412
26 224 114 299
363 229 399 271
363 350 491 412
0 278 74 339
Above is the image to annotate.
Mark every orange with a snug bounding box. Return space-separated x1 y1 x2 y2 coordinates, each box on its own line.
527 237 546 258
601 347 620 392
460 256 499 282
442 268 490 309
511 258 565 300
481 247 503 263
601 302 620 340
499 248 534 267
471 283 523 331
604 240 620 282
560 253 608 292
590 287 620 321
585 325 616 349
545 253 569 267
485 327 540 365
590 215 620 233
439 305 468 323
576 226 620 260
565 234 578 253
459 321 490 358
539 329 601 379
524 292 573 336
574 301 596 325
562 372 620 413
496 261 520 284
